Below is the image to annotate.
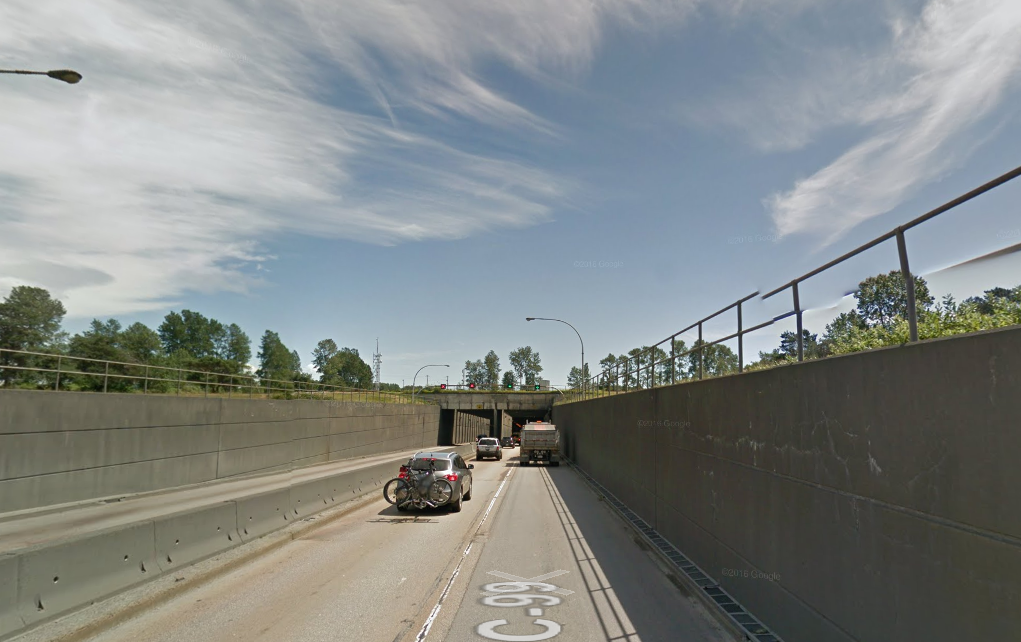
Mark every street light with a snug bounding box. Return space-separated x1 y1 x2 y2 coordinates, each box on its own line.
525 317 585 397
0 69 83 84
411 364 448 403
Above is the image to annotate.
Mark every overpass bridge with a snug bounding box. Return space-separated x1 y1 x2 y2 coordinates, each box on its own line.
0 326 1018 642
416 392 559 443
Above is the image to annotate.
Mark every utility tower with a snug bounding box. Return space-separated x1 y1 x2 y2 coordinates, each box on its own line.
372 339 382 392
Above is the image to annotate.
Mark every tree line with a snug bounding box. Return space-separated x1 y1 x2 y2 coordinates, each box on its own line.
580 272 1021 388
0 286 376 393
462 346 543 389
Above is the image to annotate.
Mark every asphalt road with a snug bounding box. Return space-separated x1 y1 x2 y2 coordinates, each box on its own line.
78 451 730 642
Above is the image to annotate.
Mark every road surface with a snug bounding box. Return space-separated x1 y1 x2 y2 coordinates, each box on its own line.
71 452 730 642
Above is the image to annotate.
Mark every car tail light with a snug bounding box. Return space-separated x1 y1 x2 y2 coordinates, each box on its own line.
445 474 458 482
398 471 406 479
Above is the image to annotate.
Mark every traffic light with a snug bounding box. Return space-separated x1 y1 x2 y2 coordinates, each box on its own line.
440 384 446 390
506 382 513 389
534 384 540 390
469 383 476 389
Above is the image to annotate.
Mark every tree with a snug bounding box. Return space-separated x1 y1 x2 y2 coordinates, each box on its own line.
665 338 688 383
501 370 516 389
854 270 934 329
180 310 216 358
157 311 188 356
567 363 591 389
625 348 644 388
644 346 668 387
221 323 251 366
67 319 136 391
256 330 298 384
686 340 738 379
0 286 67 386
159 310 245 363
598 353 619 388
320 348 372 388
483 350 501 389
965 286 1021 315
312 339 338 376
120 322 164 364
509 346 542 385
464 359 486 386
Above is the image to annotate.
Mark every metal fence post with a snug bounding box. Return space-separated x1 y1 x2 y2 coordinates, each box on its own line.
670 339 675 384
698 322 704 380
144 365 149 394
177 367 181 395
793 281 804 362
737 301 744 373
204 372 209 398
649 348 654 389
55 355 62 391
228 375 233 398
896 228 919 342
104 361 109 393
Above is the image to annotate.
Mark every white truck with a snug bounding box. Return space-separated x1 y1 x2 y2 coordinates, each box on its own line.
520 422 560 466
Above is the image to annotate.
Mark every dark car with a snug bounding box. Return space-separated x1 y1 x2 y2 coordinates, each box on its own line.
397 452 474 512
501 437 515 449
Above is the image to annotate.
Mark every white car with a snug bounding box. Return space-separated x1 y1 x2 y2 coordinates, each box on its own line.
476 437 502 461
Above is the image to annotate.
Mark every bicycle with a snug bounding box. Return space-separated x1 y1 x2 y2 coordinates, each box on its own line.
383 458 453 511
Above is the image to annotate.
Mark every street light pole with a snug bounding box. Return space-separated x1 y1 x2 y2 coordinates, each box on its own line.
0 69 83 84
525 317 585 397
411 364 448 403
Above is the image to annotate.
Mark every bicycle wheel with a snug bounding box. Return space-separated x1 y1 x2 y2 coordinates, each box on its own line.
383 478 410 504
429 479 453 505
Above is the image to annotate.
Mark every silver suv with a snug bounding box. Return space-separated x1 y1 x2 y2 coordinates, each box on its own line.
476 437 502 461
398 452 474 512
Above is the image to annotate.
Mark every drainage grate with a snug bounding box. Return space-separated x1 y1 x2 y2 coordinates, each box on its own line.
571 462 784 642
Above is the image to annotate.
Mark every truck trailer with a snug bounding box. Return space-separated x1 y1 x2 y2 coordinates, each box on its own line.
520 422 559 466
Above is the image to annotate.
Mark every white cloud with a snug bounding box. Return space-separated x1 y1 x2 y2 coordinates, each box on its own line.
0 0 690 317
765 0 1021 243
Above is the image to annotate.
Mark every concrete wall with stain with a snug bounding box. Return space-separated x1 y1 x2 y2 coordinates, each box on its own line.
553 325 1021 642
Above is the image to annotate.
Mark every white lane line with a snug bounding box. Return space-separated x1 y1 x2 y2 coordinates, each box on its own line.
414 468 515 642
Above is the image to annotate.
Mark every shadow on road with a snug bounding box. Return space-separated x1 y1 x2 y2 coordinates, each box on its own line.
537 465 726 642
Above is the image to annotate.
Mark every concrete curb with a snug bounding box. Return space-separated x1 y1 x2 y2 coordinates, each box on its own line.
0 444 475 641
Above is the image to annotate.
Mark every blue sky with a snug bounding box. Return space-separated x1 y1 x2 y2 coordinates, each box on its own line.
2 0 1020 386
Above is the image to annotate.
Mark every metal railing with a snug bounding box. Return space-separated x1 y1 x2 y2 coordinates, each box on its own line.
557 162 1021 404
0 348 433 404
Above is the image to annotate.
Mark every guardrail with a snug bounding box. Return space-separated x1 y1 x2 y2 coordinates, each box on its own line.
558 163 1021 405
0 348 432 404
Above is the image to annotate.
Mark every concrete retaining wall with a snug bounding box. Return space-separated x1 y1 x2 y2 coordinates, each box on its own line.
0 444 475 640
0 392 441 514
553 325 1021 642
452 410 490 445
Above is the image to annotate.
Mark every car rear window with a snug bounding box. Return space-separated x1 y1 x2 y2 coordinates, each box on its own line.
479 438 498 445
411 458 451 471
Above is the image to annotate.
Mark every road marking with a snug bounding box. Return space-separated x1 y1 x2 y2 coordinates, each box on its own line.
414 467 516 642
483 571 574 596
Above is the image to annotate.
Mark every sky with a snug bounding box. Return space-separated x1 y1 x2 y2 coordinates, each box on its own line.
1 0 1020 387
